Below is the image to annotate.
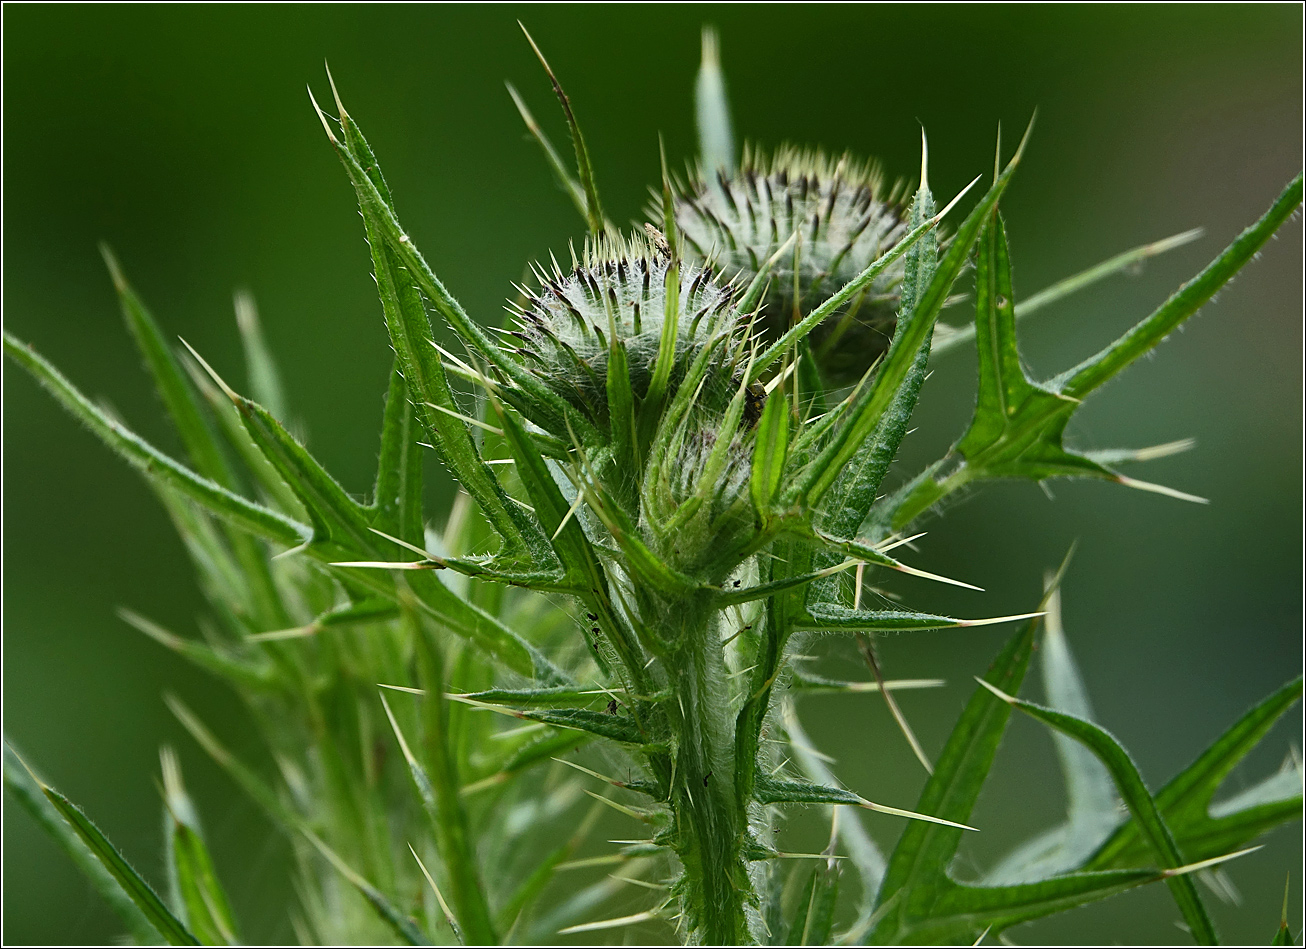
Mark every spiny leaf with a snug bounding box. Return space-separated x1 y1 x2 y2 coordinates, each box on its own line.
931 226 1205 357
186 342 375 553
1272 875 1293 945
883 174 1302 531
451 686 635 709
1060 174 1302 399
519 22 605 235
787 849 839 946
786 121 1033 507
3 742 163 945
312 84 585 441
984 583 1120 884
3 331 308 547
782 705 886 936
506 81 590 223
456 698 654 746
892 869 1157 944
183 354 306 519
166 697 429 944
5 747 200 946
1087 675 1303 870
118 608 273 691
813 160 938 553
871 563 1062 944
161 749 239 945
361 198 536 557
750 388 790 517
372 364 426 548
408 598 499 945
491 398 650 688
798 603 1040 634
301 829 432 946
976 678 1218 944
102 246 236 489
232 290 289 423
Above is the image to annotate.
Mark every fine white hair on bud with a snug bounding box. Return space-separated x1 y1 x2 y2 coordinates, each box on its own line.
671 144 913 383
509 230 749 425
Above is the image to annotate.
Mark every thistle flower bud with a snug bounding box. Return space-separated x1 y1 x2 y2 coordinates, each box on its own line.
672 145 912 383
510 233 748 426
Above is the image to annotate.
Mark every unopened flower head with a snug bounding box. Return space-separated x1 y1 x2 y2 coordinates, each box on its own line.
509 232 749 425
673 145 912 383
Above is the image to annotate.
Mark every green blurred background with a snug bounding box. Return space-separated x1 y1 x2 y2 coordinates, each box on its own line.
4 5 1300 945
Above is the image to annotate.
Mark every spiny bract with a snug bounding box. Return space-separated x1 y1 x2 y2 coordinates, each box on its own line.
672 145 911 383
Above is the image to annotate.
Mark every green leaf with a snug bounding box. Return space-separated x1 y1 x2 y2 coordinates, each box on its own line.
896 869 1158 943
166 695 297 831
788 858 839 947
756 777 862 808
1058 174 1302 400
750 388 790 517
506 81 590 223
101 252 293 631
314 86 584 442
510 706 652 746
814 167 938 551
4 331 308 548
372 365 426 547
798 603 1039 634
695 27 735 175
360 198 535 556
976 679 1219 944
1087 676 1303 871
161 749 239 945
466 730 597 795
786 122 1033 507
984 584 1119 884
453 686 631 709
302 829 433 946
885 174 1303 532
495 801 604 934
408 598 499 945
5 747 201 946
519 24 605 235
3 742 163 945
167 697 429 944
118 608 273 691
782 704 886 934
102 247 236 489
183 355 306 519
1272 875 1293 946
931 227 1204 357
184 345 377 554
232 290 289 423
492 399 651 688
871 570 1057 944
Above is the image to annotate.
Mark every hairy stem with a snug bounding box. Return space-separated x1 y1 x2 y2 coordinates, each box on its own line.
655 593 752 944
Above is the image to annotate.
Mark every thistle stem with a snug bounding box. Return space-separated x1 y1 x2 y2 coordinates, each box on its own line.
654 594 752 944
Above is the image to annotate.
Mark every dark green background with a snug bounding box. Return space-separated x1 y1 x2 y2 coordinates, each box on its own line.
4 5 1301 945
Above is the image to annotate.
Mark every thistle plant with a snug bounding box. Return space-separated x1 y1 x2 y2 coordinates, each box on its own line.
4 26 1302 947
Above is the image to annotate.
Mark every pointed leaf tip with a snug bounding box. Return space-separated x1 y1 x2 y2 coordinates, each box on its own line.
324 62 346 117
178 338 240 404
307 86 338 144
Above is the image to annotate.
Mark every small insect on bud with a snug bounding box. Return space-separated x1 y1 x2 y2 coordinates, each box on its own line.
741 382 767 429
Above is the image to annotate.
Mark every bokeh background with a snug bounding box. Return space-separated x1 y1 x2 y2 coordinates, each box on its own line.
4 5 1301 945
